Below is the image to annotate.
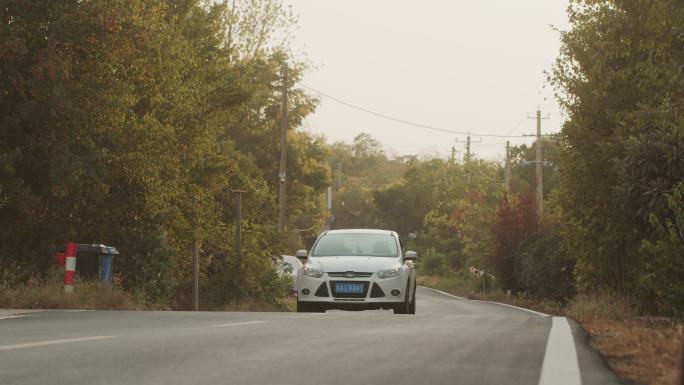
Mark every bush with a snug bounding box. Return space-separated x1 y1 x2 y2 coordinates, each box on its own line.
638 183 684 318
516 227 575 302
419 248 447 276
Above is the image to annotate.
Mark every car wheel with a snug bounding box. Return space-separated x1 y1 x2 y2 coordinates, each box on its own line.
393 284 411 314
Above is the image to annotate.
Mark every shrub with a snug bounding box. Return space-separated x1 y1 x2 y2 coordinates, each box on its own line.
419 248 447 276
516 227 576 302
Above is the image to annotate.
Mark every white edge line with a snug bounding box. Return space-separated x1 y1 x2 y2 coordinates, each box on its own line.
419 285 548 316
0 315 32 320
538 316 582 385
0 335 116 351
418 286 466 300
472 299 549 317
211 320 267 327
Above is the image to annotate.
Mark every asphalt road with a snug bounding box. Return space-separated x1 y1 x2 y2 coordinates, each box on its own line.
0 287 623 385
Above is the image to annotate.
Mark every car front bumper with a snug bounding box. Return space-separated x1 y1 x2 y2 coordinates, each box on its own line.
297 273 407 307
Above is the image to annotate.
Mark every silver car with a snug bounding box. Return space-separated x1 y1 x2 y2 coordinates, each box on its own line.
295 229 418 314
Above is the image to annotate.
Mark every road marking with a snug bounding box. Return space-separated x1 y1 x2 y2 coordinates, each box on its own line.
421 286 549 316
212 320 267 327
538 317 582 385
471 300 549 317
419 286 466 300
0 315 32 320
0 336 115 351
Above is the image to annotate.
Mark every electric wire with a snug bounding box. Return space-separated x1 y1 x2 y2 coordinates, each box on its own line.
299 83 534 139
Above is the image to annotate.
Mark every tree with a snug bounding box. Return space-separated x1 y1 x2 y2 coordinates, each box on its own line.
0 0 323 308
551 0 684 299
489 189 538 292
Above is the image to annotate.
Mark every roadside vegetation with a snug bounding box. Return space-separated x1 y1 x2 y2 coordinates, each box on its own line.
0 1 683 383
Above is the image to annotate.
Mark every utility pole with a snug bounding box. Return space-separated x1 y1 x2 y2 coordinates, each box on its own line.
192 239 198 311
535 110 543 217
466 135 471 184
466 135 471 162
233 189 246 286
526 109 549 218
278 62 288 232
504 141 511 193
325 186 333 230
459 134 480 184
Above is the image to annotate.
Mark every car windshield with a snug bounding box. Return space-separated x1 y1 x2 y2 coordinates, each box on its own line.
312 234 398 257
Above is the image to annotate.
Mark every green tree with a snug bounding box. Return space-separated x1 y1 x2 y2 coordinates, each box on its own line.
551 0 684 301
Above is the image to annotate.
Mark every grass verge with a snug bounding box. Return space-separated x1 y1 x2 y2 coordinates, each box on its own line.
0 280 147 310
567 294 683 385
0 277 294 312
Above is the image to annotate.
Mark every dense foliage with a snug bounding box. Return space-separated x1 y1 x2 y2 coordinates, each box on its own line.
0 0 330 308
551 0 684 315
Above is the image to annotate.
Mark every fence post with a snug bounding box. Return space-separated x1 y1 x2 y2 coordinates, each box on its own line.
64 242 77 292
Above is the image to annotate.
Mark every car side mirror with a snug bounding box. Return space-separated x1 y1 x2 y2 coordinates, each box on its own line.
404 251 418 261
295 249 308 263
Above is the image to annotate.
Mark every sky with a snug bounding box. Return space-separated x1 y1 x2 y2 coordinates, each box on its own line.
287 0 571 162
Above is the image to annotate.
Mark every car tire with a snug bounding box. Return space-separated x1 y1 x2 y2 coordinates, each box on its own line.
393 283 411 314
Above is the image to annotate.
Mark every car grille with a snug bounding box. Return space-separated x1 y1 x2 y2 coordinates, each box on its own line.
329 280 370 298
327 272 373 278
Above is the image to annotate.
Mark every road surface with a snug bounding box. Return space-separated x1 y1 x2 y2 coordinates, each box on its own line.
0 287 623 385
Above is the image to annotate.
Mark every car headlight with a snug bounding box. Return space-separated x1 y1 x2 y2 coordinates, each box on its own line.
377 267 401 279
303 265 323 278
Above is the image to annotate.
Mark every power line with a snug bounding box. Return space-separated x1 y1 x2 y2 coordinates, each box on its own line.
299 83 531 139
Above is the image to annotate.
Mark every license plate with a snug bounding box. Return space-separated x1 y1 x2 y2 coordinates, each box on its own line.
335 282 364 294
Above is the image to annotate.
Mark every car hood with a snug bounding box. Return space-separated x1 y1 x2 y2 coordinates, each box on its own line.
310 256 400 273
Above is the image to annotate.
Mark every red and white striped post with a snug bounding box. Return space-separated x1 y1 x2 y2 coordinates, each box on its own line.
64 242 77 292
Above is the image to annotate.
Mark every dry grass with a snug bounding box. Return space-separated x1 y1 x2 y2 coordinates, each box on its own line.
566 293 637 322
417 274 478 297
221 296 295 312
568 293 683 385
0 280 146 310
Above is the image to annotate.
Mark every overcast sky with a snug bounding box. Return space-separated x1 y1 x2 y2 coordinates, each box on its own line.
287 0 570 162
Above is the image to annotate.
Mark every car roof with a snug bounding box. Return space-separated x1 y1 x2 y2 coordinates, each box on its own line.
323 229 397 236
